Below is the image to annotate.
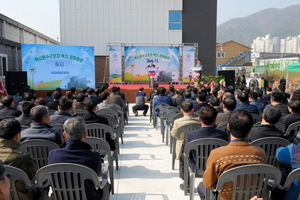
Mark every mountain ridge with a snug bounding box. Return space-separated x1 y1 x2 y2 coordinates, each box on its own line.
217 4 300 46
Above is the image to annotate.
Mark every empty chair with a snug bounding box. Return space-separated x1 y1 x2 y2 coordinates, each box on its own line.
99 114 123 146
86 123 119 170
172 123 201 170
205 164 282 200
163 110 180 145
183 138 228 198
85 137 116 194
36 163 109 200
251 137 290 168
5 165 35 200
159 106 180 143
19 139 60 169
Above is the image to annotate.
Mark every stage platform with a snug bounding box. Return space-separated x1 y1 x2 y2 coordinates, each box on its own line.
108 84 186 103
34 84 187 104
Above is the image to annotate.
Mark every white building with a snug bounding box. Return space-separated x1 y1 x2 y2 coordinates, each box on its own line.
252 34 300 53
59 0 218 82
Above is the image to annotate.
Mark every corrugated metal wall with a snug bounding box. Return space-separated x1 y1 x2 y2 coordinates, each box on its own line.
60 0 182 55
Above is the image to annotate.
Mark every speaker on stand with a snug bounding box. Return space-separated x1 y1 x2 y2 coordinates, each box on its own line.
218 70 235 88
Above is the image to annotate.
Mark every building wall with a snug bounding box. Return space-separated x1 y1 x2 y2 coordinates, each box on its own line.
0 14 59 73
182 0 217 75
60 0 182 55
216 41 251 66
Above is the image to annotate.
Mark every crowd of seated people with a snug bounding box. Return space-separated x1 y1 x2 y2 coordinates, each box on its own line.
1 81 300 199
0 83 128 199
164 83 300 200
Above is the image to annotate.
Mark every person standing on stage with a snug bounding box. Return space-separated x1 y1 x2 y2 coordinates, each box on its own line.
193 59 203 87
147 60 156 87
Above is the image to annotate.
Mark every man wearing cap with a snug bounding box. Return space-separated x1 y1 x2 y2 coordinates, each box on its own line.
132 87 149 116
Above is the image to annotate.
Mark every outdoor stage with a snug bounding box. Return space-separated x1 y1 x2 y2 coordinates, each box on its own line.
108 83 187 103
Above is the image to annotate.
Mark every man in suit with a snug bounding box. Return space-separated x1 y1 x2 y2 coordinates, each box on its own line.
180 105 228 191
269 91 290 117
12 90 23 109
281 99 300 132
0 95 21 120
47 91 62 110
173 89 185 108
82 98 116 151
198 110 265 200
50 98 73 125
249 106 284 142
15 101 35 126
234 92 259 114
249 91 265 112
48 117 104 200
209 96 223 113
171 101 199 160
260 87 272 105
110 86 124 108
215 97 236 128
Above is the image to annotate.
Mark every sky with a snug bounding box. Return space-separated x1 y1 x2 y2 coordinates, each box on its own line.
0 0 299 41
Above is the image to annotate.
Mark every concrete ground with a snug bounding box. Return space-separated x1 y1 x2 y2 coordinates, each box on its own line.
110 104 201 200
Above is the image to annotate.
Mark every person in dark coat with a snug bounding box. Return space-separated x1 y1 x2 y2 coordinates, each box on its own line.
48 117 103 200
281 100 300 134
50 98 73 125
47 91 62 110
0 96 21 120
249 106 284 142
82 98 116 151
15 101 35 126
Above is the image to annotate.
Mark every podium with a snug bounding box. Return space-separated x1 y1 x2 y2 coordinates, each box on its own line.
146 67 157 87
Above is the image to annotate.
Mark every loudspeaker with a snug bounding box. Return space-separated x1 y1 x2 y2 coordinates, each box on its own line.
218 70 235 87
97 82 109 89
6 71 28 95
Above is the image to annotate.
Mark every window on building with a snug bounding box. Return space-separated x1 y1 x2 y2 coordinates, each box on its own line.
169 11 182 30
216 52 225 58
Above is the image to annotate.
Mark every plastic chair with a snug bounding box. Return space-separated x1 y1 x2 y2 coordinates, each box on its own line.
36 163 109 200
183 138 228 197
5 165 35 200
163 110 180 145
275 122 286 133
285 121 300 139
86 123 118 170
279 168 300 200
19 139 60 169
99 114 123 147
153 103 170 129
172 123 201 170
159 106 179 143
96 109 118 121
51 124 64 142
205 164 282 200
251 137 290 168
251 113 262 124
75 109 88 117
48 109 56 116
85 137 115 194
